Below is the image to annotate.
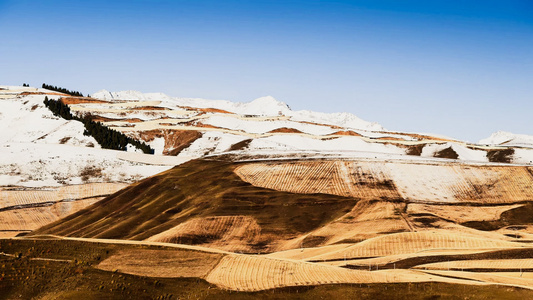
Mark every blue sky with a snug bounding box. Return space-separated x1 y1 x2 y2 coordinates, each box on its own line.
1 0 532 141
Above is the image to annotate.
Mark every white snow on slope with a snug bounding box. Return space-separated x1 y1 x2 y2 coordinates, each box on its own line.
91 90 173 102
288 110 383 131
421 143 488 162
512 148 533 165
0 91 173 187
0 94 97 147
177 132 248 158
249 134 406 154
202 115 337 135
0 143 169 187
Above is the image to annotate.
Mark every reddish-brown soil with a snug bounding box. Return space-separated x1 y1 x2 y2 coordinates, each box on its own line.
185 121 222 129
135 129 202 155
164 130 203 156
60 97 110 105
19 92 68 96
332 130 362 137
228 139 253 151
180 106 232 114
374 137 406 141
268 127 304 134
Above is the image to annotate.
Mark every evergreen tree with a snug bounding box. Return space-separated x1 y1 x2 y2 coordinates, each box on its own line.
42 97 154 154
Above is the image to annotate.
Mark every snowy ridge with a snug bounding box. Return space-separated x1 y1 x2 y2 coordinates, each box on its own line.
92 90 381 131
288 110 383 131
480 131 533 148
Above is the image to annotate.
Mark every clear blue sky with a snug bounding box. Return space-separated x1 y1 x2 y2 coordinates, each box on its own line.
1 0 532 142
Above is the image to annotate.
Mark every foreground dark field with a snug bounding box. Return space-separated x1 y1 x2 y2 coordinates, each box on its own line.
0 237 532 300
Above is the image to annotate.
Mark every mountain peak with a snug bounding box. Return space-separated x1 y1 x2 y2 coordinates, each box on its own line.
244 96 291 116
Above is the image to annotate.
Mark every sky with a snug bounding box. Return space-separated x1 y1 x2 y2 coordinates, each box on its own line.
1 0 532 142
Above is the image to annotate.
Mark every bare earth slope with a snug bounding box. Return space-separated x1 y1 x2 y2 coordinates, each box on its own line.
33 158 355 253
34 156 533 251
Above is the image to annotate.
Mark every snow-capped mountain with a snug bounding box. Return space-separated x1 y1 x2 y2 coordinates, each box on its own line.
2 84 533 187
92 90 382 131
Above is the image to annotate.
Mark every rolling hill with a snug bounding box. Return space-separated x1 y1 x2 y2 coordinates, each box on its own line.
3 84 533 298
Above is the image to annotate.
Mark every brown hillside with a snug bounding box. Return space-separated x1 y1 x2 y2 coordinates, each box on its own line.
134 129 203 155
32 156 533 253
33 159 354 253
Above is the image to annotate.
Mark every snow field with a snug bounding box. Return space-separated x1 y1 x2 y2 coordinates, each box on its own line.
0 143 170 187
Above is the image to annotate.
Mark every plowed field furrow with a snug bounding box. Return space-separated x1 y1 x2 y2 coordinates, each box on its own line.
311 232 527 261
421 270 533 289
235 161 402 200
336 161 357 197
237 161 533 204
407 203 523 223
0 190 56 208
303 217 410 246
146 216 261 251
0 198 101 232
350 162 398 200
0 183 126 209
205 254 468 291
416 259 533 271
349 201 401 221
56 183 126 201
96 249 223 278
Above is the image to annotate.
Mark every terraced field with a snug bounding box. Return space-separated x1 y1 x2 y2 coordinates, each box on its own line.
407 203 525 223
0 183 127 236
0 183 126 208
7 237 533 299
235 161 401 200
19 156 533 298
235 160 533 204
204 254 463 291
97 248 224 277
310 231 527 261
146 216 263 252
415 259 533 271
